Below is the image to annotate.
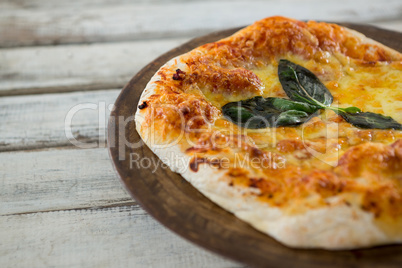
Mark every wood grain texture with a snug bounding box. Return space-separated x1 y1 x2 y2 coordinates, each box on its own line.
0 147 133 216
1 0 401 47
0 0 221 9
0 38 188 96
0 205 241 268
1 25 400 98
109 25 402 267
0 90 118 151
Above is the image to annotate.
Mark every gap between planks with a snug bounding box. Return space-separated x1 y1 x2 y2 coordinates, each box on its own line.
2 200 138 217
0 142 90 153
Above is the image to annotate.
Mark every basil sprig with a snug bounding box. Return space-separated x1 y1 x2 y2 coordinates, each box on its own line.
222 59 402 130
222 96 318 129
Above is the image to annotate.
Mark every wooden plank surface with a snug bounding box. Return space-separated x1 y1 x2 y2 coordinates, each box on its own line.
1 0 401 47
0 146 241 267
0 205 242 268
0 90 118 151
0 0 219 9
0 147 133 216
0 24 400 97
0 38 188 96
0 146 242 266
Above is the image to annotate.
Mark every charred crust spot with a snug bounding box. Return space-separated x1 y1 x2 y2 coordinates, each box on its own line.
185 147 208 154
138 101 148 109
250 147 263 158
189 156 221 172
249 178 260 188
172 69 186 80
248 178 278 195
180 106 190 115
189 157 206 172
361 201 381 218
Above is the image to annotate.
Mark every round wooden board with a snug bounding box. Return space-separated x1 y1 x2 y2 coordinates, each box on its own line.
108 24 402 267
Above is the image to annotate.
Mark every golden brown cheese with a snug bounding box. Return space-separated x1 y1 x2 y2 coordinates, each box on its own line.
184 63 264 97
139 16 402 221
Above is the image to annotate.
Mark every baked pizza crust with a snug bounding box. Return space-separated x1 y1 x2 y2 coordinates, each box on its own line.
135 17 402 249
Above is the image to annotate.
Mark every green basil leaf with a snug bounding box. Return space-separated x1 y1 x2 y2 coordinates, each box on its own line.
339 111 402 130
278 59 333 107
222 96 316 129
275 110 310 126
339 106 361 113
269 98 319 114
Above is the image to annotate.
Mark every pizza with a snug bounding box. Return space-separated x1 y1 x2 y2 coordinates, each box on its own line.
135 16 402 249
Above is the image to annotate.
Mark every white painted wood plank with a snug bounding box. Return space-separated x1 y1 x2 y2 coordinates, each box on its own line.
0 205 242 268
0 0 218 10
0 38 188 96
0 23 400 97
0 0 401 47
0 90 118 151
0 147 133 216
371 20 402 33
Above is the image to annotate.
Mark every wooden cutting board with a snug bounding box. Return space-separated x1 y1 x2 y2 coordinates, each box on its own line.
108 24 402 268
